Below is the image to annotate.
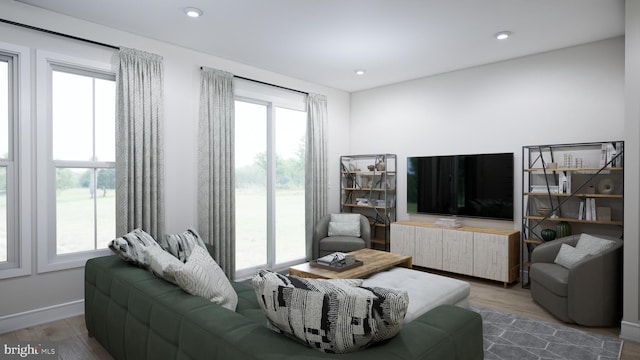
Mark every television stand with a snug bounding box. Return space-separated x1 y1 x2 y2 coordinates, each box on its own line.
390 221 520 287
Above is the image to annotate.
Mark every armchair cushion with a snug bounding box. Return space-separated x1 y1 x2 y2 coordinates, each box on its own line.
530 263 569 297
553 244 591 269
576 233 616 255
328 221 361 237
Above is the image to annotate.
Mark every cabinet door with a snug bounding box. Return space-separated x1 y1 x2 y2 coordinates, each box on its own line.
442 229 473 275
473 232 507 282
415 227 442 269
390 224 415 257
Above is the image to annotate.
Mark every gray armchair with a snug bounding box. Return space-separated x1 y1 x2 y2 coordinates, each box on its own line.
529 234 623 326
313 214 371 259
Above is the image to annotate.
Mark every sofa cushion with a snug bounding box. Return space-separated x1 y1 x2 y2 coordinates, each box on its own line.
554 243 591 269
166 246 238 311
576 233 616 256
161 228 207 262
252 270 408 354
108 228 161 268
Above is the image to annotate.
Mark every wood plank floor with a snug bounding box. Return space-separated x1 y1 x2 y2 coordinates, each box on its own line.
1 273 639 359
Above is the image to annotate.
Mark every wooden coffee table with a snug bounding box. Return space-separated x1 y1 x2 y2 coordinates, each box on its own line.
288 248 412 279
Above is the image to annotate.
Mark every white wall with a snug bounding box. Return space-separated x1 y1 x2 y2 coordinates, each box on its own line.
0 1 350 328
351 37 624 230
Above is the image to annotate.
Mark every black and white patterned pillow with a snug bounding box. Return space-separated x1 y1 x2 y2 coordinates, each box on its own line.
252 270 408 354
108 228 161 268
160 228 207 262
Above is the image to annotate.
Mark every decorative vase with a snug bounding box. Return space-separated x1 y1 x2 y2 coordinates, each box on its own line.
556 221 572 238
541 229 556 241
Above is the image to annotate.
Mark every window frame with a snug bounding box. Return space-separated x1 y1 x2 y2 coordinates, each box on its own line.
36 51 115 273
234 80 307 279
0 41 31 280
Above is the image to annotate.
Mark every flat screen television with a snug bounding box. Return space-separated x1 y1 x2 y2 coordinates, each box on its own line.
407 153 514 220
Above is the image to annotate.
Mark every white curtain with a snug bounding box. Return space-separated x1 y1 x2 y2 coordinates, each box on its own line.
305 94 328 260
198 67 235 276
115 47 165 240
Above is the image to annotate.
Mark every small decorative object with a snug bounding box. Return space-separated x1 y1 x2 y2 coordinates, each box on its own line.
375 157 385 171
541 228 556 241
344 254 356 266
556 221 572 238
563 154 573 168
537 207 552 217
367 164 375 171
596 206 612 221
575 158 583 168
597 178 614 194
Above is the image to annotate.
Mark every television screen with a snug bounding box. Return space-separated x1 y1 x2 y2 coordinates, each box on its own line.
407 153 514 220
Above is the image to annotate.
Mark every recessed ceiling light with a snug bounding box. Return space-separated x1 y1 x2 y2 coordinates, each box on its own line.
355 69 366 75
495 31 512 40
184 7 203 18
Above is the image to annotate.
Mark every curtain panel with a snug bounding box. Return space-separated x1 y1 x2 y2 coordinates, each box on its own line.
115 47 165 240
197 67 236 276
305 94 328 260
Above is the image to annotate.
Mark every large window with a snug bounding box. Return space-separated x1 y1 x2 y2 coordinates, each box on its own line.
0 42 30 279
234 83 306 277
37 52 115 272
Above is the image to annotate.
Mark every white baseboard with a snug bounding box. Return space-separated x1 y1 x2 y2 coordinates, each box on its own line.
620 320 640 343
0 299 84 334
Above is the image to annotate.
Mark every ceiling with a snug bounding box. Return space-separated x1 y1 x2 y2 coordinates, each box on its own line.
16 0 624 92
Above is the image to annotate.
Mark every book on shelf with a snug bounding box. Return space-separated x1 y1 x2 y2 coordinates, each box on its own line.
584 197 597 221
558 171 571 194
597 206 611 222
578 201 585 220
600 142 618 168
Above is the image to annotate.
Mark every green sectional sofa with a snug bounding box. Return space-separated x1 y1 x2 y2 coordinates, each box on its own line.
84 249 484 360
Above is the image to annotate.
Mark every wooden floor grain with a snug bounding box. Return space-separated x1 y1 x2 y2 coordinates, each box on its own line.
1 273 638 359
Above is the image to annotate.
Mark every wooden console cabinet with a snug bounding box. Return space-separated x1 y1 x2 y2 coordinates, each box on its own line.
390 221 520 287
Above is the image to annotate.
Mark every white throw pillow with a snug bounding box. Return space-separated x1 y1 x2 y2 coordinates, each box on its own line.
330 213 361 223
554 243 591 269
145 246 184 284
167 246 238 311
576 233 616 256
328 213 361 237
328 221 361 237
252 270 407 353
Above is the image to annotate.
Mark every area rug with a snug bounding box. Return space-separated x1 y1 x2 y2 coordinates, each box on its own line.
471 305 623 360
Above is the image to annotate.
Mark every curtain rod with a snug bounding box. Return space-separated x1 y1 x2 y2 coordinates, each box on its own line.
0 18 119 50
201 67 308 95
2 19 309 96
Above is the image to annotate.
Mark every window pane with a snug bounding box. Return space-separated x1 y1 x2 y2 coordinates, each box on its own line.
56 168 95 254
0 166 6 262
274 107 306 263
0 61 7 159
95 78 115 162
235 101 267 270
96 168 115 248
52 71 93 161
